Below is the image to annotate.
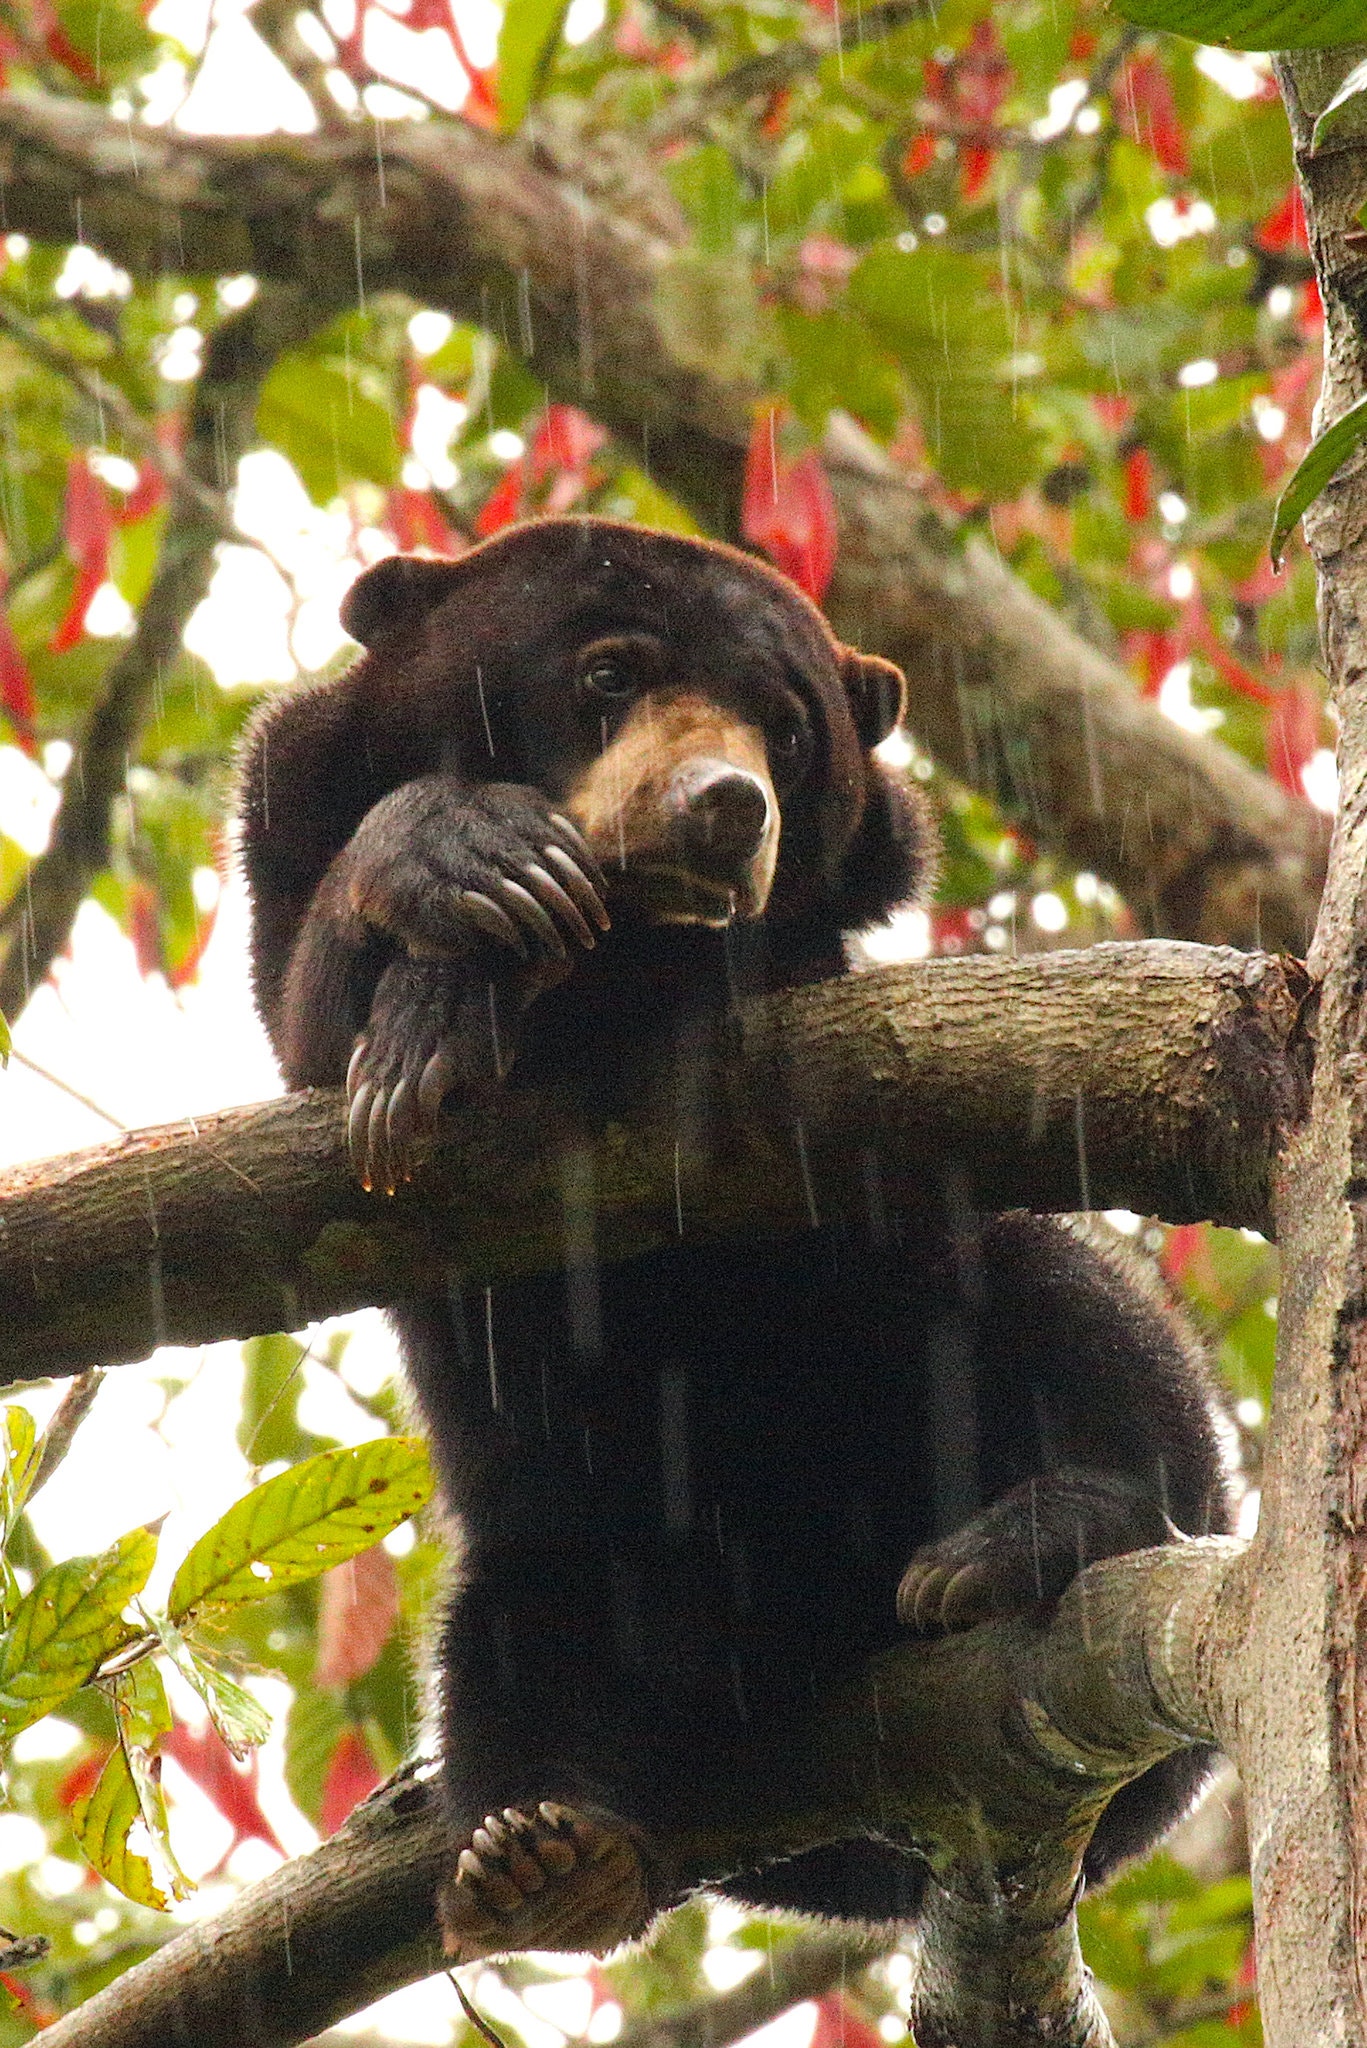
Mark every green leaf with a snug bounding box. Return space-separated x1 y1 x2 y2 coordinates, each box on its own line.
111 1658 172 1752
155 1625 271 1759
284 1681 348 1826
257 355 400 505
1109 0 1367 47
166 1439 434 1624
1271 392 1367 567
0 1406 40 1548
0 1529 154 1742
0 1009 9 1064
1313 56 1367 150
71 1741 169 1910
497 0 570 131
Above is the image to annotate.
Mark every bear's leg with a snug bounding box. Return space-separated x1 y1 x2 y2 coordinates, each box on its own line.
431 1578 669 1959
897 1213 1232 1881
718 1840 930 1924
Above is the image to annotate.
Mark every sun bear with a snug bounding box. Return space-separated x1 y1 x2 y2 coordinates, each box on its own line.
239 517 1231 1956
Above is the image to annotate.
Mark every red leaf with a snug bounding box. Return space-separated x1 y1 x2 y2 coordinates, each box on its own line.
50 555 107 654
0 584 37 755
1127 629 1177 700
114 461 167 526
1159 1222 1203 1283
959 143 995 202
387 487 464 554
1257 186 1308 255
128 880 163 978
1265 681 1322 797
1115 54 1188 176
930 907 975 956
474 461 526 538
58 1746 112 1809
313 1542 400 1689
531 403 606 481
1091 394 1132 433
163 1721 286 1859
51 456 113 653
319 1725 382 1836
1190 606 1274 706
742 407 837 602
760 86 792 138
901 132 936 179
810 1995 886 2048
1123 447 1153 524
167 901 219 991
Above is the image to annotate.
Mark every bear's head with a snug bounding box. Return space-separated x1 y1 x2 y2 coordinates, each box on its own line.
341 518 930 937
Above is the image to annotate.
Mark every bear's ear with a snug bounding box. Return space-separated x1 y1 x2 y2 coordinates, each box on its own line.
340 554 467 649
840 649 907 749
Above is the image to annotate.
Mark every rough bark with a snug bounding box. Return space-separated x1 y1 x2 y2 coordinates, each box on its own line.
1249 43 1367 2048
0 90 1329 955
0 943 1309 1380
35 1536 1247 2048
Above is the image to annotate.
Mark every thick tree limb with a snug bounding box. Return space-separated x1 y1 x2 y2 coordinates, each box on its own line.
35 1534 1249 2048
1247 44 1367 2048
0 90 1329 953
0 285 339 1019
0 943 1310 1380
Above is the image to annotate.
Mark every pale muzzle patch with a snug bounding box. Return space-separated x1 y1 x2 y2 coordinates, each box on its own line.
567 693 780 924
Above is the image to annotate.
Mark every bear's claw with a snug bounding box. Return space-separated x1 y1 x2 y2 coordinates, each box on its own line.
438 1801 652 1961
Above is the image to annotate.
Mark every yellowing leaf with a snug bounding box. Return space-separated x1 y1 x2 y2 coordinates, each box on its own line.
0 1406 39 1545
166 1439 433 1625
105 1662 192 1900
151 1615 272 1759
71 1740 169 1910
0 1529 155 1743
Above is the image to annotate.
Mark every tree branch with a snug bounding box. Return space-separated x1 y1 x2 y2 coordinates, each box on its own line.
1241 42 1367 2048
34 1534 1250 2048
0 90 1330 953
0 943 1310 1380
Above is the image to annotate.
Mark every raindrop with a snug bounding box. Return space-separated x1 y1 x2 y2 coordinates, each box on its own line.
475 663 495 756
793 1121 819 1228
1073 1091 1091 1211
353 215 366 316
485 1286 499 1412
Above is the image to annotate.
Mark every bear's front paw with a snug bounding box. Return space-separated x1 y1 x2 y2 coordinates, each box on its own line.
346 957 520 1194
349 781 610 967
897 1474 1167 1635
438 1802 653 1962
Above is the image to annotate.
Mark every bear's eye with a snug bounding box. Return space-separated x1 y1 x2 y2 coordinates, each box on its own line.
770 720 813 786
582 660 636 700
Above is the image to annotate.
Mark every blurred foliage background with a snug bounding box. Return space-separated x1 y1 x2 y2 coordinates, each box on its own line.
0 0 1334 2034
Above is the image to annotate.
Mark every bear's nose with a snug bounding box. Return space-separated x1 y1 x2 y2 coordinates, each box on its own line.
667 759 772 868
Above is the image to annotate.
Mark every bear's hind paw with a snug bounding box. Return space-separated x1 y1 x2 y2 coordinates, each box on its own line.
438 1802 653 1962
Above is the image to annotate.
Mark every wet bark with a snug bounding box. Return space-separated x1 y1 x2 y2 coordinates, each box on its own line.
35 1536 1247 2048
0 91 1329 957
0 943 1310 1380
1244 43 1367 2048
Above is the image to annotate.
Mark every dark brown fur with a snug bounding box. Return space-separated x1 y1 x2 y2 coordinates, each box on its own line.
239 518 1231 1941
